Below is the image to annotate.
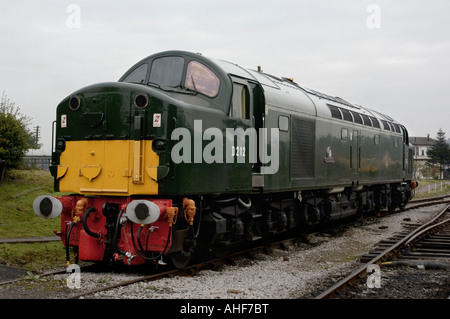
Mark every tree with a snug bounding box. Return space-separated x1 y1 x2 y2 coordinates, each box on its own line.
0 91 37 170
426 128 450 179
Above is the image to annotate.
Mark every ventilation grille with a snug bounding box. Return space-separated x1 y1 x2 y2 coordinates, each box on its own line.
290 116 315 179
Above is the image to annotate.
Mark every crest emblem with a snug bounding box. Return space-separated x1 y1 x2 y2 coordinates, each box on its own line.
324 147 335 163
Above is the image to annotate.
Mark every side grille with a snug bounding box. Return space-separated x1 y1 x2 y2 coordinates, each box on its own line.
290 116 315 179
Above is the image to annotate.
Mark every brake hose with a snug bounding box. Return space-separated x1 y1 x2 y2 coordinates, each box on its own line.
82 207 100 238
65 222 75 264
131 222 172 261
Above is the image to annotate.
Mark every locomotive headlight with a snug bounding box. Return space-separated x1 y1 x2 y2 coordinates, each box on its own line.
33 195 63 219
134 94 149 109
69 96 81 111
126 200 160 225
55 138 66 152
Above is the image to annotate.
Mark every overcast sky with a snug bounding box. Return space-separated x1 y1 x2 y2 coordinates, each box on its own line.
1 0 449 154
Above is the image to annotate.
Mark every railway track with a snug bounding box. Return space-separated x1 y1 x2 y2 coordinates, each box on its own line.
0 235 303 298
407 194 450 209
66 238 302 299
315 203 450 299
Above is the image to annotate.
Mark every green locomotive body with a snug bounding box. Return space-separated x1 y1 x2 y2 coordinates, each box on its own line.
34 51 415 267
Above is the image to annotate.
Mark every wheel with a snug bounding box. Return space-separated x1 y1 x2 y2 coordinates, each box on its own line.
169 251 192 269
211 241 230 258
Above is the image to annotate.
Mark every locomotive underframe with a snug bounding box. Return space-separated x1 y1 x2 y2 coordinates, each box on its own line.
37 179 413 268
172 180 414 266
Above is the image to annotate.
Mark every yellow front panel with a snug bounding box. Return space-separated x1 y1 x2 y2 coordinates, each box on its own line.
58 140 159 196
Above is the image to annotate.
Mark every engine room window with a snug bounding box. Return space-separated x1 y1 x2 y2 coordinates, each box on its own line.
341 108 353 122
279 115 289 131
185 61 220 97
370 117 380 128
341 128 349 141
361 114 372 127
351 111 363 124
392 123 401 133
149 56 184 87
381 120 390 131
123 63 148 84
374 134 380 145
231 83 250 119
328 104 342 120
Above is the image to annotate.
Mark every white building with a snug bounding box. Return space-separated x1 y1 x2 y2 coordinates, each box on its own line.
410 135 436 179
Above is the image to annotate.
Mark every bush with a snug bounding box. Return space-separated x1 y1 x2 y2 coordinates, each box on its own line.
0 92 36 170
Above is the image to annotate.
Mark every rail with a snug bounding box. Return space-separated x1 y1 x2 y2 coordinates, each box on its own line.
315 203 450 299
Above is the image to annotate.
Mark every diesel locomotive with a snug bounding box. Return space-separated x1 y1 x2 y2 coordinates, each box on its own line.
33 50 415 268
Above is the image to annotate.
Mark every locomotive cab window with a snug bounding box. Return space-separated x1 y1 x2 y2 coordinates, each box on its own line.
185 61 220 98
149 56 185 87
123 63 148 84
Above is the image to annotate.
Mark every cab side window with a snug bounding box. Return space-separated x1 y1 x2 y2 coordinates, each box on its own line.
185 61 220 97
231 83 250 119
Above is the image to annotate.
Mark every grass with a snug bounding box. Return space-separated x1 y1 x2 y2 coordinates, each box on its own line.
413 179 450 199
0 242 66 270
0 169 66 270
0 170 61 238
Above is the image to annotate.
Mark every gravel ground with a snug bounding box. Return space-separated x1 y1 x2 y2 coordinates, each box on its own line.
1 203 448 300
336 265 450 299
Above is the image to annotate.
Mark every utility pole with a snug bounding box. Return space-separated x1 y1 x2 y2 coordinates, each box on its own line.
34 126 40 148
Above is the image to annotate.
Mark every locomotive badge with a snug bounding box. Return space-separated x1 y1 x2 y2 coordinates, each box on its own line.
323 146 335 163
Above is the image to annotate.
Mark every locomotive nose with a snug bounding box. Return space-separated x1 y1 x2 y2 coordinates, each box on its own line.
33 195 63 219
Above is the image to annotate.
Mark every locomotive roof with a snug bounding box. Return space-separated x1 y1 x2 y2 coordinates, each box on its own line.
121 50 403 132
210 52 404 133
